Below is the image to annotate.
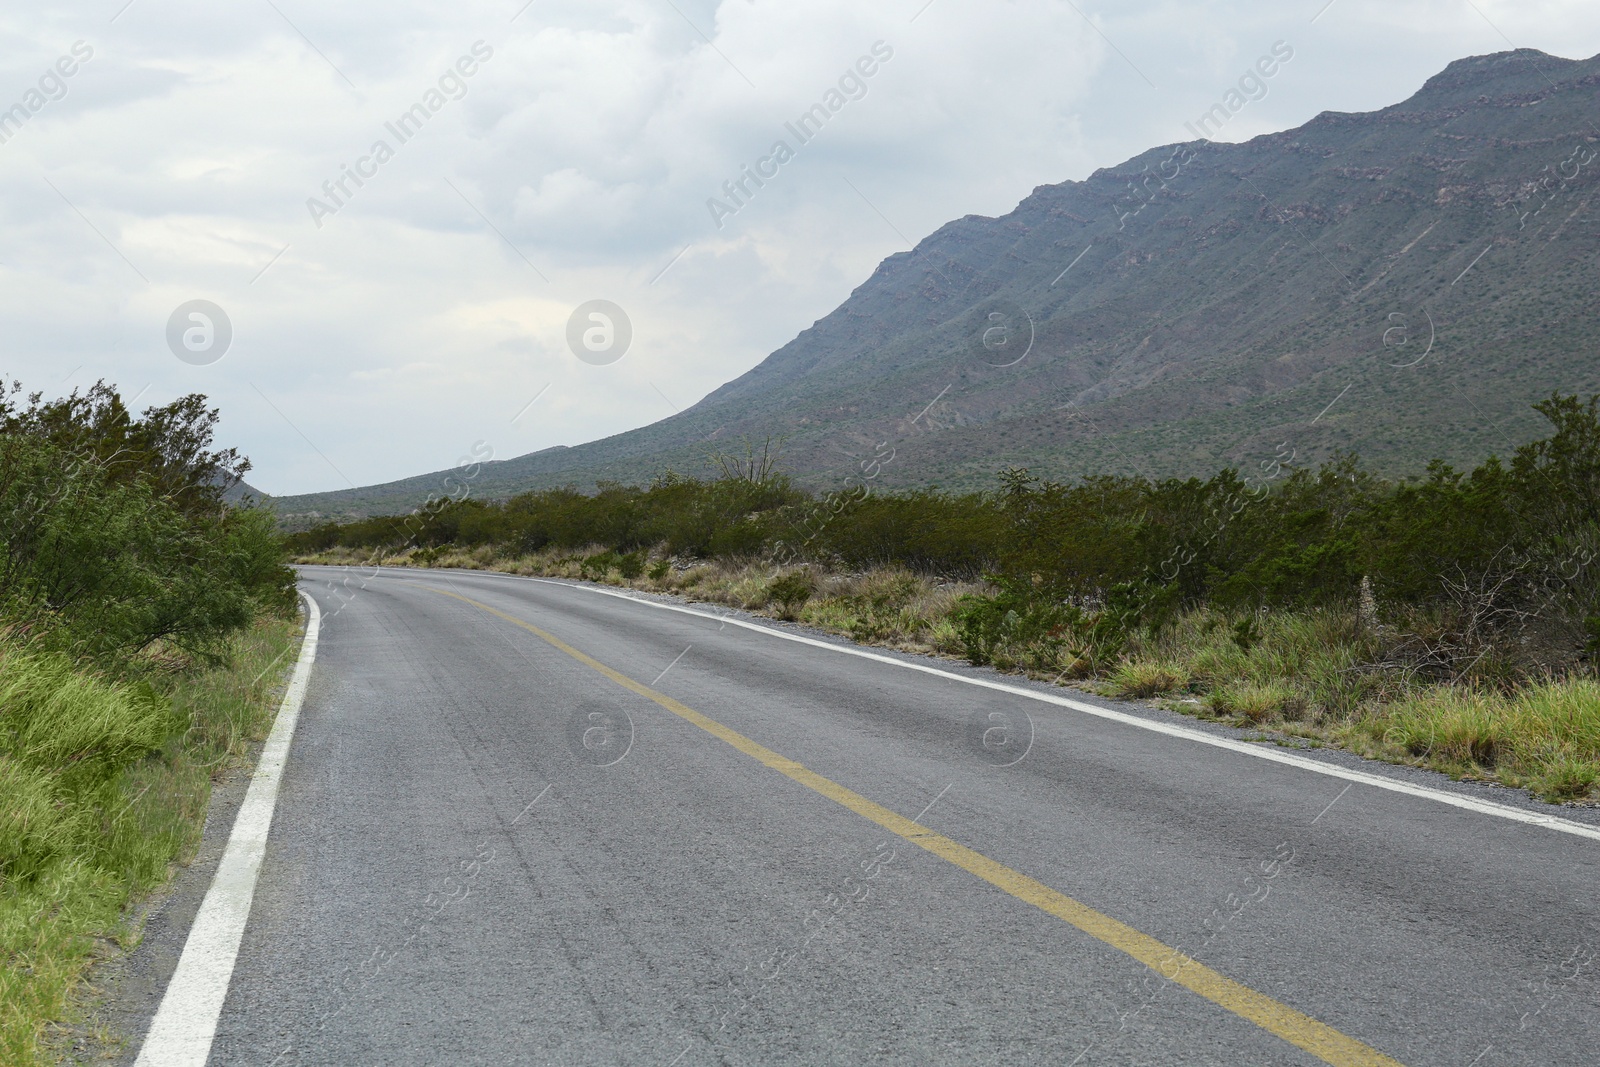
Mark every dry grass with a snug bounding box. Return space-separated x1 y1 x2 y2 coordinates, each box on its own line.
299 547 985 656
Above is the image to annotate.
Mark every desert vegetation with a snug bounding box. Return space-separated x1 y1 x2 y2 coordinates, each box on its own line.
292 394 1600 806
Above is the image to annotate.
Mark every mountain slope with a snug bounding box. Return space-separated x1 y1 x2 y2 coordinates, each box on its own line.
275 48 1600 524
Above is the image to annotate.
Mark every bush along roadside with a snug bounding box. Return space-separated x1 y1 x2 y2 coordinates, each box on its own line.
0 379 299 1064
291 394 1600 806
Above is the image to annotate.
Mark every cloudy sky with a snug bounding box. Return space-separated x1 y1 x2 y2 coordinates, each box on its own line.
3 0 1598 495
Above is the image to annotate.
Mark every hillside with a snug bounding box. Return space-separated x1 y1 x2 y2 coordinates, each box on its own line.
274 48 1600 525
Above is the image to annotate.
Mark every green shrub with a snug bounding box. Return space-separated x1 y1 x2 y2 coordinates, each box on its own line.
288 392 1600 685
951 578 1081 667
411 545 449 565
0 383 294 662
766 570 815 618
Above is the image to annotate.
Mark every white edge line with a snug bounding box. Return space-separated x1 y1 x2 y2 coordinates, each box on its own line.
134 591 322 1067
497 576 1600 843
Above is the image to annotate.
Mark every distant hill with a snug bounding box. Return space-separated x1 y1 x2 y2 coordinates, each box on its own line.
223 478 264 506
274 48 1600 527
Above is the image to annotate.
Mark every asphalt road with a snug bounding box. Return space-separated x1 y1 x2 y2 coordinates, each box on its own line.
124 565 1600 1066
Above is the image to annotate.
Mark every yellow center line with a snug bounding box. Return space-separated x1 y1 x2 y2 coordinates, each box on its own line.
431 587 1405 1067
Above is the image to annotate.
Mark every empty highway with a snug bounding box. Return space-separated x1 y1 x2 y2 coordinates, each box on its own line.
124 565 1600 1065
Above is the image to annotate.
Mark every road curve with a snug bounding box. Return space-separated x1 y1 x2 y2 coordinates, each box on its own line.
130 565 1599 1065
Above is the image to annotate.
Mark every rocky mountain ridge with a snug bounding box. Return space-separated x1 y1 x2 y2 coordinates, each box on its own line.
275 48 1600 525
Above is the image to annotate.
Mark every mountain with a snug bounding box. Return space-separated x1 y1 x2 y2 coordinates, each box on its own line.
223 478 265 505
274 48 1600 526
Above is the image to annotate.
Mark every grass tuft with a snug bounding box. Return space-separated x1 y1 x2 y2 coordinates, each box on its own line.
1208 680 1301 724
1106 659 1189 699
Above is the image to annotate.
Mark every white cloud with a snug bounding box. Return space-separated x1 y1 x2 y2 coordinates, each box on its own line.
0 1 1595 493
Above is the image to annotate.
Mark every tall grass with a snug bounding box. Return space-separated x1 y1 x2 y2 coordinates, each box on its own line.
0 651 174 889
0 615 299 1065
1352 679 1600 801
1107 608 1399 718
